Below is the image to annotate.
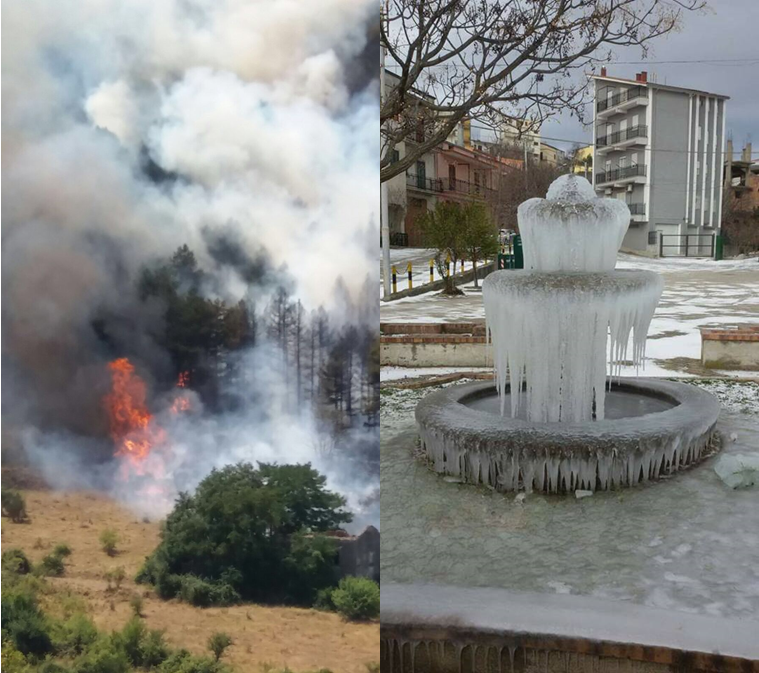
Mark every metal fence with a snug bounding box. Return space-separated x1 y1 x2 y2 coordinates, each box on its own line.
659 233 716 258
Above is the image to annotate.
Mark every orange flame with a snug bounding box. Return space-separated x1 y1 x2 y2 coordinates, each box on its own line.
104 359 191 483
104 358 160 473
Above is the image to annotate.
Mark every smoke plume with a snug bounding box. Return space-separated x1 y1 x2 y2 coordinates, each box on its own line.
2 0 379 529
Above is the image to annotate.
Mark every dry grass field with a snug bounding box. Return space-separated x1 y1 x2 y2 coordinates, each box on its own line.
1 489 379 673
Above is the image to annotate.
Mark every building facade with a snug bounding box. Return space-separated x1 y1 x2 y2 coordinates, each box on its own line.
724 141 759 212
592 69 728 254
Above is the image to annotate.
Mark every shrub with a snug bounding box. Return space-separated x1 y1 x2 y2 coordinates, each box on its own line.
178 575 214 607
1 637 29 673
2 490 27 522
207 632 232 662
2 548 32 576
140 628 170 668
313 587 334 611
129 593 144 617
157 650 228 673
99 529 119 556
53 612 98 655
1 588 53 656
139 463 351 607
365 664 380 673
104 566 126 592
53 543 72 558
39 553 65 578
71 637 130 673
118 617 146 667
330 577 380 621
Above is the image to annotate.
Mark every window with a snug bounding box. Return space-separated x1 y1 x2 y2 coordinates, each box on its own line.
390 149 400 164
619 156 627 169
632 114 639 127
648 231 658 245
448 164 456 185
631 152 638 166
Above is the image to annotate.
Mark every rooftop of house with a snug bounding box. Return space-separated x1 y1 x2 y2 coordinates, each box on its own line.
592 71 730 101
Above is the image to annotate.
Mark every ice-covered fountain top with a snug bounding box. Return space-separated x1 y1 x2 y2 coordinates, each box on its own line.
519 174 630 272
483 175 663 423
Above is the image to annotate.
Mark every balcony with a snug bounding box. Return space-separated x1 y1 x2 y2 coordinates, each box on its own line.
406 173 441 192
595 164 647 186
628 202 646 215
596 86 648 118
440 177 494 197
596 125 648 154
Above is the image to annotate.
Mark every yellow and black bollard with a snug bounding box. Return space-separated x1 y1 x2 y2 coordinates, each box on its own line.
407 261 413 290
429 259 434 284
391 265 397 294
445 254 451 278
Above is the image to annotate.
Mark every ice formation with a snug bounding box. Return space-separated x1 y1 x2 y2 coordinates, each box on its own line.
484 174 662 423
519 174 630 272
714 453 759 488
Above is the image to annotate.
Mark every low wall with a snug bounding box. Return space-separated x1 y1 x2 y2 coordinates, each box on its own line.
380 322 489 367
701 325 759 370
381 584 759 673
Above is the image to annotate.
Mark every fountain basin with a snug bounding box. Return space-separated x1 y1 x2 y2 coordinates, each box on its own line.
416 379 720 493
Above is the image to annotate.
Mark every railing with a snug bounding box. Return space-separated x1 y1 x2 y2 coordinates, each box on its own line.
389 232 408 247
628 203 646 215
596 125 648 147
440 177 495 196
595 164 647 184
406 173 440 192
597 86 648 113
405 173 497 196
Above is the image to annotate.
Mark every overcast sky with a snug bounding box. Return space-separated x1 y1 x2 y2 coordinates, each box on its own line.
527 0 759 159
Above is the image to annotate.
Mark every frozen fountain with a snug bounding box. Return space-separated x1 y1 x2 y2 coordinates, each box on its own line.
416 175 720 493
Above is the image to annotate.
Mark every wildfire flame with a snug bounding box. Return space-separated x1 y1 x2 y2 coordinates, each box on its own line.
104 360 191 480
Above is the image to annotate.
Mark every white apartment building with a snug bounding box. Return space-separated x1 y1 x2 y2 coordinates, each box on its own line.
592 69 728 255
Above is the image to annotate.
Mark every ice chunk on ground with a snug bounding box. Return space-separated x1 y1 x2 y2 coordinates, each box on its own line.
714 453 759 488
575 490 593 499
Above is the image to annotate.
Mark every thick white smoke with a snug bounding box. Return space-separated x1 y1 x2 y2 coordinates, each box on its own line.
3 0 379 528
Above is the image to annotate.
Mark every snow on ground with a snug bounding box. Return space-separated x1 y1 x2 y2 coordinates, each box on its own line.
381 251 759 379
379 247 493 297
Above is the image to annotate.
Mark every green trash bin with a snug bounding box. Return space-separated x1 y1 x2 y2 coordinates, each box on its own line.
513 234 524 269
714 234 724 261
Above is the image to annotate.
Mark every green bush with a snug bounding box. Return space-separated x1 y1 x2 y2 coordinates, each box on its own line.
2 548 32 576
313 587 334 611
99 530 119 556
1 588 53 656
36 661 70 673
207 632 232 662
178 576 214 607
53 544 72 558
104 567 126 591
1 637 30 673
39 553 65 577
138 463 351 607
129 593 144 617
330 577 380 621
71 636 130 673
52 612 98 655
2 490 27 522
140 628 170 668
157 649 229 673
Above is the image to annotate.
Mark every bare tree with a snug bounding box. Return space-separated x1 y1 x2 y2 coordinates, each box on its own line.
487 159 563 231
381 0 704 183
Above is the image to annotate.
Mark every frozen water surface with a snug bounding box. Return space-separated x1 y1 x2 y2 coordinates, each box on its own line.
381 382 759 621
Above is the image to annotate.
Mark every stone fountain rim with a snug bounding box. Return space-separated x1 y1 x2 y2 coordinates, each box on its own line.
380 582 759 664
415 378 720 446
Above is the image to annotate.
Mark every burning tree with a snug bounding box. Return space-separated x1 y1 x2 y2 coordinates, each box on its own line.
381 0 704 182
